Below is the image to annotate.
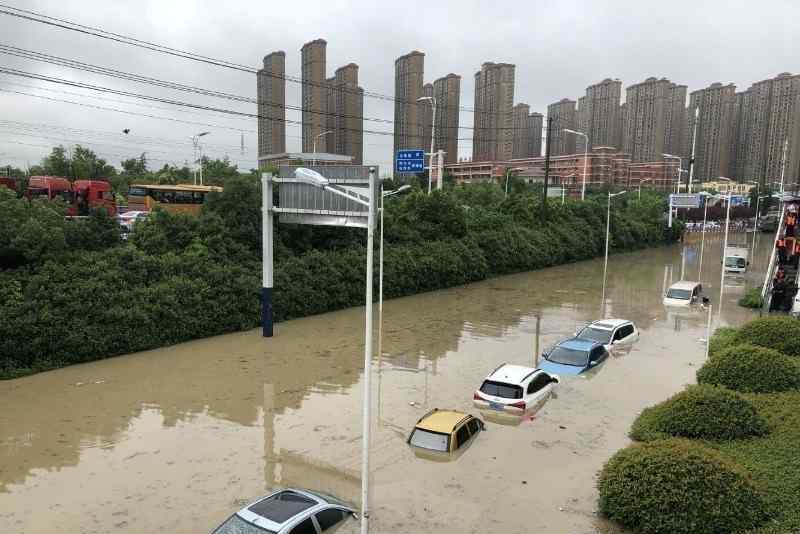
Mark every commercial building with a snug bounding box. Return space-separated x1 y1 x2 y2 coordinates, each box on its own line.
433 73 461 165
472 62 516 162
687 82 737 181
547 98 577 156
301 39 328 153
584 78 623 149
256 51 286 158
393 51 426 171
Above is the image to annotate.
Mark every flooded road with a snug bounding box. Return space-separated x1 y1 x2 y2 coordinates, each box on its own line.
0 233 772 533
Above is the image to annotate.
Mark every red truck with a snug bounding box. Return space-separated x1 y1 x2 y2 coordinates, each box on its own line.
0 177 17 191
26 176 116 216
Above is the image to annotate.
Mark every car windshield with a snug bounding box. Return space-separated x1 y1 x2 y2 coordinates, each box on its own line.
725 257 746 268
546 346 589 366
213 514 276 534
479 380 523 399
576 326 613 344
409 428 449 452
666 288 692 300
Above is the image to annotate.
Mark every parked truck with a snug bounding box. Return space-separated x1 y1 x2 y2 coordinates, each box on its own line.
723 245 749 273
26 176 116 216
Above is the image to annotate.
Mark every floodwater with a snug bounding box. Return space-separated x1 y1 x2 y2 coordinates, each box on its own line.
0 233 773 533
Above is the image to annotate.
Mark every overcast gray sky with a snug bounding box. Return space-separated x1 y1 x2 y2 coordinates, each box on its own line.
0 0 797 174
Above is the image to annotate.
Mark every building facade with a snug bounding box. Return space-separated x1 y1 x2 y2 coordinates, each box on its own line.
623 77 671 163
330 63 363 165
585 78 623 149
301 39 328 153
422 83 434 165
547 98 577 156
763 73 800 186
529 112 543 157
687 82 737 181
664 83 687 158
257 51 286 159
393 51 426 172
433 73 461 165
472 62 516 162
512 103 531 159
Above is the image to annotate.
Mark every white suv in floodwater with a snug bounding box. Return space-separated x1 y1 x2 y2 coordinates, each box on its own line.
663 281 703 307
574 318 639 352
473 363 559 415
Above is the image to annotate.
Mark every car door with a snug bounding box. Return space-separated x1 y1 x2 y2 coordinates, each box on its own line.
525 373 554 408
589 347 607 367
615 324 636 345
452 422 472 453
288 516 318 534
313 507 351 533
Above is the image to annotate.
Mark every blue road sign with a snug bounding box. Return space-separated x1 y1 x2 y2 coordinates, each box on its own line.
396 149 425 173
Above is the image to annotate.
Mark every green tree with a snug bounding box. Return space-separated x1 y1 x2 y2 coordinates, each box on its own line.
121 153 148 175
41 145 71 177
201 156 240 186
0 188 66 268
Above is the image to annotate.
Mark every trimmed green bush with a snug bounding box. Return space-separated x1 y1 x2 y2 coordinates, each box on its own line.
736 316 800 357
630 384 767 442
697 344 800 394
738 287 763 309
708 326 740 358
598 438 768 534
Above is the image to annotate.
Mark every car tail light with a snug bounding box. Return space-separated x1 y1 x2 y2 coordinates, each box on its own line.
473 391 482 400
510 400 526 410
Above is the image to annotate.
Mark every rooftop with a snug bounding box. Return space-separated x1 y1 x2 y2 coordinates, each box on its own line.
670 281 701 290
416 410 469 433
488 364 538 385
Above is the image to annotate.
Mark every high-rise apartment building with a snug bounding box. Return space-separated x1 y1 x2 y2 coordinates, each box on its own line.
729 90 754 180
422 83 434 163
512 103 531 159
576 96 589 153
331 63 363 164
585 78 622 149
687 82 737 181
547 98 577 156
619 102 628 153
664 84 687 157
433 73 461 165
763 73 800 185
256 51 286 158
301 39 328 153
472 62 515 162
529 112 543 157
394 51 426 171
624 77 686 163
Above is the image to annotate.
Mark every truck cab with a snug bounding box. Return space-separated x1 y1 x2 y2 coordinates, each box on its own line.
69 180 116 216
724 245 749 274
26 176 71 201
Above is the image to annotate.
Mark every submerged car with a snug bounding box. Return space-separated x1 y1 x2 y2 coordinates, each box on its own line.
212 488 355 534
473 363 559 414
663 281 703 307
407 409 484 456
574 319 638 351
537 338 609 376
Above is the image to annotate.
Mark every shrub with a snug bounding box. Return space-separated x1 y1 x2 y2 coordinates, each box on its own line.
708 326 740 358
630 384 768 442
738 287 763 309
697 344 800 393
598 438 768 534
736 316 800 357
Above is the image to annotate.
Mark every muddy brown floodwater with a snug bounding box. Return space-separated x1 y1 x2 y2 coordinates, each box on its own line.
0 233 773 533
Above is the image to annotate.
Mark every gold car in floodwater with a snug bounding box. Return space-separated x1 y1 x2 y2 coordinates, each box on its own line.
407 409 484 460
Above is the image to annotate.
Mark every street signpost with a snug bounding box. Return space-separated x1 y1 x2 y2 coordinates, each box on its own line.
668 193 702 227
395 149 424 174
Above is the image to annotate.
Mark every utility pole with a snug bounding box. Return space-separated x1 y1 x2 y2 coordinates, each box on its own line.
543 116 553 217
687 107 699 194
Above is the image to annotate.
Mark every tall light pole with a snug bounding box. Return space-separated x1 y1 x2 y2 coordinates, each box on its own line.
779 138 788 215
638 178 652 201
563 128 588 200
312 130 333 167
417 96 437 194
191 131 210 185
717 177 733 313
663 153 682 193
601 190 627 317
293 167 376 534
687 106 699 194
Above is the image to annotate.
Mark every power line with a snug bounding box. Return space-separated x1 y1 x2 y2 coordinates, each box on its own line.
0 3 527 118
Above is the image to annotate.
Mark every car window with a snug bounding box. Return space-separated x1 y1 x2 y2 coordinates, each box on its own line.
527 374 550 394
623 325 635 337
409 428 449 452
315 509 347 532
289 517 316 534
613 328 625 341
590 348 604 361
479 380 523 399
467 418 480 435
455 424 470 450
213 514 277 534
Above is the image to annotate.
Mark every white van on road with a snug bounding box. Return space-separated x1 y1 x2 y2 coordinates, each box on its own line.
663 281 703 307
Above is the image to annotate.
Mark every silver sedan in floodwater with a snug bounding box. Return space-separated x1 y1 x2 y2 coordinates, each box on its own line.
212 488 356 534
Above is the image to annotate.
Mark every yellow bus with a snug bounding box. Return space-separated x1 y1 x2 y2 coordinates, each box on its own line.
127 184 223 215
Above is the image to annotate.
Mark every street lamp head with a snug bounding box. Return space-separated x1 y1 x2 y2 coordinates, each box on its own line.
197 131 210 137
396 185 412 193
717 176 732 182
294 167 329 188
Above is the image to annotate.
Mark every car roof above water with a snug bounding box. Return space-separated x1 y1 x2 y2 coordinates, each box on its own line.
415 409 470 433
558 338 601 352
587 318 630 330
669 281 701 291
486 363 539 385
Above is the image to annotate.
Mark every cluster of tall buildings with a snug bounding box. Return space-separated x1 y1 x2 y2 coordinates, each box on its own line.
257 39 364 165
256 40 800 186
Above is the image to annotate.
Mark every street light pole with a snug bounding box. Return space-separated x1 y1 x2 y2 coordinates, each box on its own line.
312 130 333 167
662 153 682 193
602 190 627 317
191 131 210 185
688 107 699 194
638 178 652 201
779 138 788 215
564 128 588 200
417 96 437 194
